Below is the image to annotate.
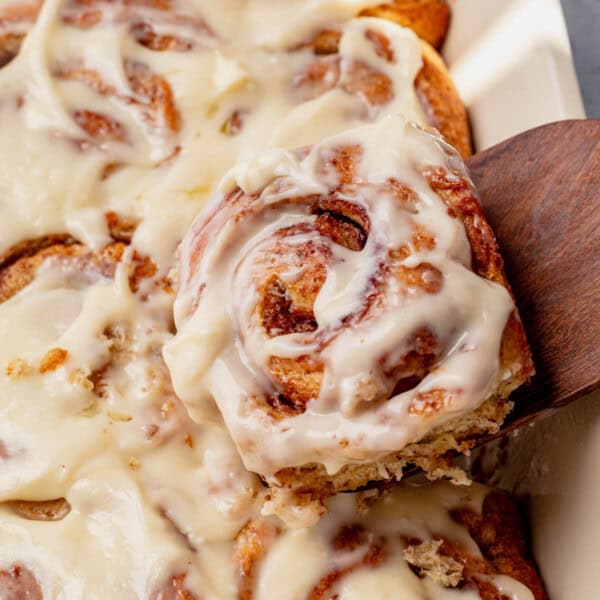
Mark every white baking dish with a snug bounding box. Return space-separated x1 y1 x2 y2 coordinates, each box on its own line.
445 0 585 150
445 2 591 598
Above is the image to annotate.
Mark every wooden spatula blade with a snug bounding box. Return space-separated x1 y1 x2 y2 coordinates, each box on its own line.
465 119 600 431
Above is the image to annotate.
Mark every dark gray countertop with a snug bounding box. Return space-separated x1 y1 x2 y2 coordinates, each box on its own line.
561 0 600 118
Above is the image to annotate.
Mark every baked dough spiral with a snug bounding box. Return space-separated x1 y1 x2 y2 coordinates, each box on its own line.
165 116 532 497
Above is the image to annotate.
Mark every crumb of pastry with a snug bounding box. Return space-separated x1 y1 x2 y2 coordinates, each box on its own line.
404 539 464 587
5 357 32 379
235 519 281 600
269 396 513 522
68 368 94 391
39 347 69 374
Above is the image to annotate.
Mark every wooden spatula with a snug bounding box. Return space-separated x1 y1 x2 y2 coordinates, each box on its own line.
465 119 600 435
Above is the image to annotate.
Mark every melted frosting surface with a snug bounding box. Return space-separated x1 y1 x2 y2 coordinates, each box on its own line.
0 1 529 598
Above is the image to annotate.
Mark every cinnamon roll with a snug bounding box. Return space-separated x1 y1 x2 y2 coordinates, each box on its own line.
234 482 546 600
292 12 471 157
165 115 533 521
0 221 255 597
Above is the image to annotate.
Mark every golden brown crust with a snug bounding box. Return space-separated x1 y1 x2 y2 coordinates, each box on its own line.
0 234 77 271
0 2 40 68
73 109 126 143
424 167 535 388
451 491 547 600
55 60 180 142
235 520 281 600
0 211 163 305
129 21 194 52
0 234 179 450
124 60 180 133
212 153 492 427
185 142 532 508
0 32 24 68
0 1 41 27
272 395 513 500
2 1 468 157
310 527 386 599
235 520 387 600
59 0 214 66
359 0 451 49
416 40 472 157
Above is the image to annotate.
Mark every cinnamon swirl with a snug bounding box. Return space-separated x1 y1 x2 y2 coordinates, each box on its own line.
165 115 533 522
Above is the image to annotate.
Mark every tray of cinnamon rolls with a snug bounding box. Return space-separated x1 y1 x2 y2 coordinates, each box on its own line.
0 0 584 598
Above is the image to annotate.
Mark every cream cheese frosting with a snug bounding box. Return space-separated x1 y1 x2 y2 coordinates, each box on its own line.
0 1 534 598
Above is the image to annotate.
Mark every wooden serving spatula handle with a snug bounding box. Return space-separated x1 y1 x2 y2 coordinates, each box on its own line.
466 119 600 431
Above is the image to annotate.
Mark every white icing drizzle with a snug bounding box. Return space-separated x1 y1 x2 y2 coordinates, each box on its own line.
166 116 514 478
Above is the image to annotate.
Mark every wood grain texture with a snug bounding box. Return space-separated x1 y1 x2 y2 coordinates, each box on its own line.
465 119 600 432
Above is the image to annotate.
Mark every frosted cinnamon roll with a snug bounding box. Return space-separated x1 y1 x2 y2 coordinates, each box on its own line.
292 8 471 157
165 115 533 521
235 482 546 600
0 219 254 597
